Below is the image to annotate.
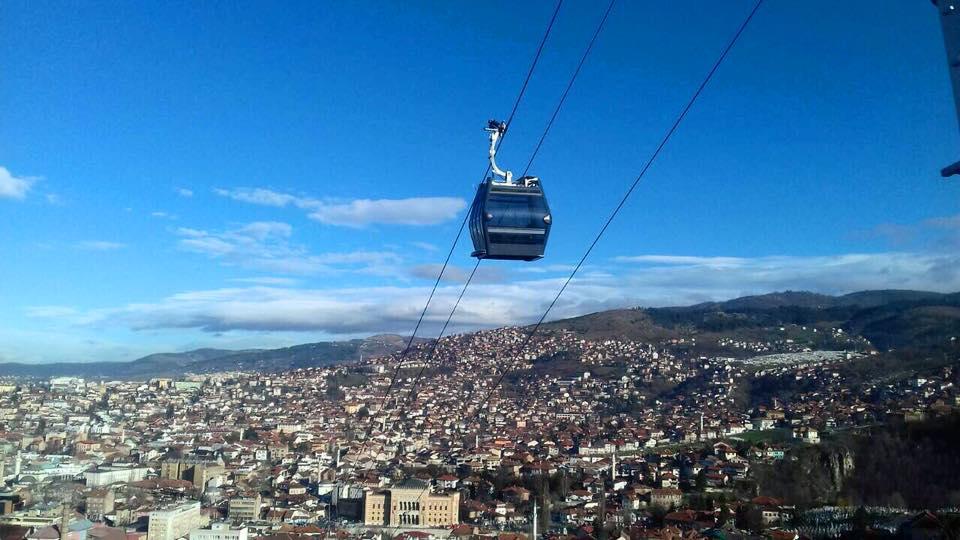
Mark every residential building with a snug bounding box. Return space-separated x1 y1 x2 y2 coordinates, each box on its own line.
85 465 149 487
85 488 115 517
148 501 205 540
189 522 248 540
227 495 261 523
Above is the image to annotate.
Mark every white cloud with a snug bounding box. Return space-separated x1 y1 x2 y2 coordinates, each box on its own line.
44 251 960 337
214 187 312 208
175 221 400 275
151 211 177 219
308 197 465 227
0 166 36 200
176 188 194 198
214 187 466 227
75 240 126 251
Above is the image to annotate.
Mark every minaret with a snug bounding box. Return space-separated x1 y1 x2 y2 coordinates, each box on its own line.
699 413 704 440
611 450 618 479
532 501 538 540
59 502 70 540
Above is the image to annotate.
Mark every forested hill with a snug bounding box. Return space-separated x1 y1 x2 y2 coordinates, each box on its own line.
543 289 960 352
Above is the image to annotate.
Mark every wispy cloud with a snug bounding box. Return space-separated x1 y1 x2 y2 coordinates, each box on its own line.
214 187 307 208
175 221 401 275
175 187 194 198
411 241 439 252
856 213 960 249
229 276 301 286
75 240 126 251
408 263 505 284
45 193 65 206
151 211 177 220
214 187 466 227
25 305 80 319
0 166 37 200
924 214 960 230
614 255 748 267
38 251 960 337
307 198 465 227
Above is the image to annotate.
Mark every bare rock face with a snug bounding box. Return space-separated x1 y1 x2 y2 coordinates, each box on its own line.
820 445 855 493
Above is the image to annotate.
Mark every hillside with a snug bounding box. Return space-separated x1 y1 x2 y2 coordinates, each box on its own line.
3 289 958 380
544 289 960 354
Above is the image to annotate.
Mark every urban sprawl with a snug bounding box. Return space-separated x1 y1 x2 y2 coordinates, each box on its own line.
0 326 956 540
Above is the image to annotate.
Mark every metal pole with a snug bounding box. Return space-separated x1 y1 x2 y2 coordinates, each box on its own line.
933 1 960 176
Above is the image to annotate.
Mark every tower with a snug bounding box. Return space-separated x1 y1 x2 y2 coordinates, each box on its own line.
59 501 70 540
532 501 538 540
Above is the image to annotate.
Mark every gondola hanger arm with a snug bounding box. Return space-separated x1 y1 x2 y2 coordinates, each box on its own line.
485 120 513 184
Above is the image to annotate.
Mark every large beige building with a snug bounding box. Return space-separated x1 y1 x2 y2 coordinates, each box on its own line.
364 479 460 527
148 500 205 540
160 458 224 490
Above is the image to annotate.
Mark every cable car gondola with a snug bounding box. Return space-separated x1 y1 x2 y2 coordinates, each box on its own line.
469 120 552 261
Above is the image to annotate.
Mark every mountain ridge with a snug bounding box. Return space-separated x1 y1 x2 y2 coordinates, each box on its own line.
2 289 957 379
0 334 421 379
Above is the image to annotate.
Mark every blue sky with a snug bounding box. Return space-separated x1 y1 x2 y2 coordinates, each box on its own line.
2 1 959 363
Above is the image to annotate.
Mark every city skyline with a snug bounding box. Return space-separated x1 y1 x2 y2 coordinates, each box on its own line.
2 1 959 363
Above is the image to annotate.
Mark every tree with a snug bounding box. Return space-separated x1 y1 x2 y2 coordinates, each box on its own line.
853 506 869 534
596 493 607 540
887 491 907 509
539 477 551 534
165 404 175 419
718 505 732 527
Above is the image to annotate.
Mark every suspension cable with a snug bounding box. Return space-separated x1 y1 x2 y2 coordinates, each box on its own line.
368 0 564 414
522 0 616 177
397 0 617 403
376 1 626 533
401 258 481 407
475 0 765 415
345 0 564 476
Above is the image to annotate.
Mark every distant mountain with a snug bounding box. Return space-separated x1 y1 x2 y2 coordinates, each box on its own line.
544 289 960 353
0 334 419 380
5 290 958 380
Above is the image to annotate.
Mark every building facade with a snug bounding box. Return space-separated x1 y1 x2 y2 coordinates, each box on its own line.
227 495 262 523
160 458 224 490
364 479 460 527
148 500 205 540
86 488 115 517
85 465 149 487
189 522 248 540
